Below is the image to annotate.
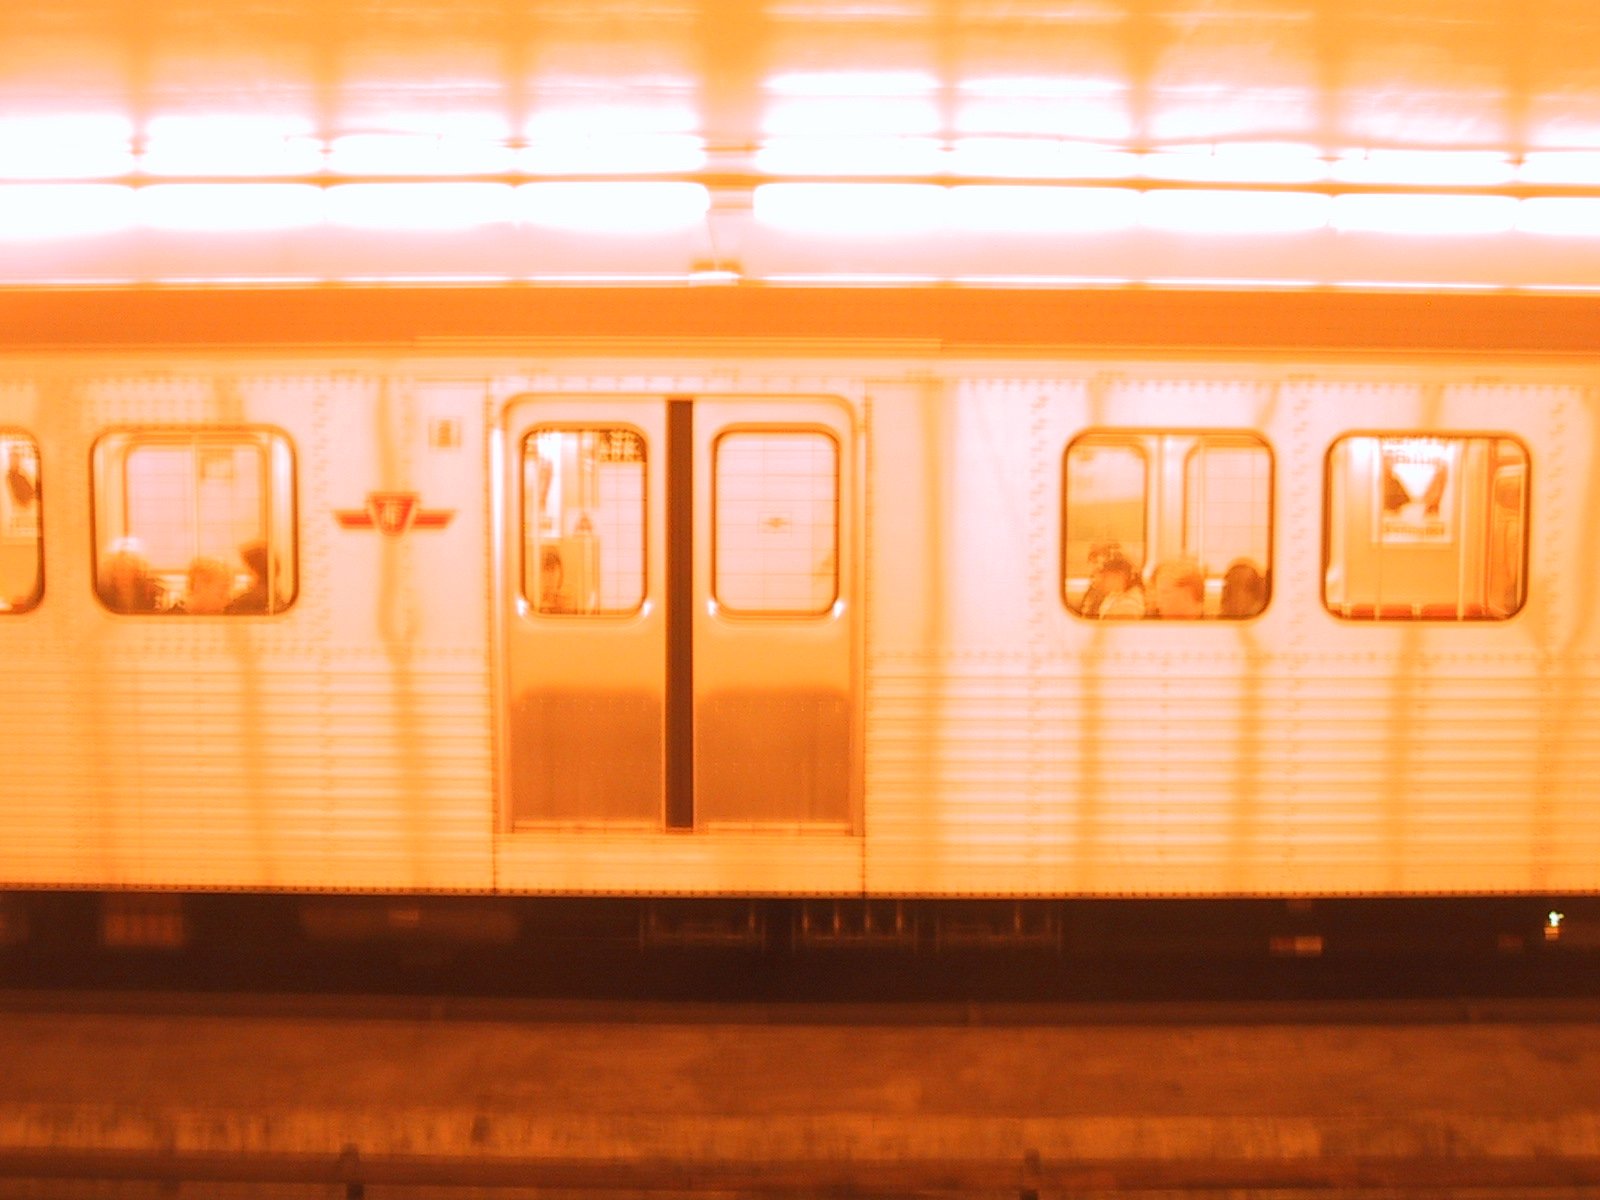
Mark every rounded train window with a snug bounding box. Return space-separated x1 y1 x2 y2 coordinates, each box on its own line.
1324 433 1528 620
91 429 298 616
1063 430 1273 620
0 432 42 614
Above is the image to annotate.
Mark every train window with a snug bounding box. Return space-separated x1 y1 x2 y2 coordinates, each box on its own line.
91 429 297 615
523 427 646 615
0 433 42 614
713 429 839 616
1064 431 1272 619
1324 434 1528 620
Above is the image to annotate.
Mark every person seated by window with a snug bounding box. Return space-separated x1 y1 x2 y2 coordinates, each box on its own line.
1149 559 1206 619
177 556 234 615
97 538 164 614
1220 559 1268 618
225 540 274 614
538 547 574 614
1088 551 1145 619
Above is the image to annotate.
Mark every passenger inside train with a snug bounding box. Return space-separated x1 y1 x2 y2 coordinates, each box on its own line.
1220 560 1268 618
97 539 164 614
1149 560 1207 619
224 541 274 615
537 547 574 614
177 557 234 615
1083 546 1146 619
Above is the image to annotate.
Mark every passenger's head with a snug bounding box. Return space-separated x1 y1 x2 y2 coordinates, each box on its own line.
240 540 270 582
100 539 157 613
1093 552 1139 596
1221 559 1267 618
1150 559 1205 618
184 556 234 615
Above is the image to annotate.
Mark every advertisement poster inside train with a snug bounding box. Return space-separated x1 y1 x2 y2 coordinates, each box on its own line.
1377 438 1456 545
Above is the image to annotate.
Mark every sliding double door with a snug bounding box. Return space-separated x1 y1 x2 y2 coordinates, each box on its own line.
502 394 856 832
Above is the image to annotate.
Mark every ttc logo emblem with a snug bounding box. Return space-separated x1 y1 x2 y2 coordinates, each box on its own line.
334 492 455 537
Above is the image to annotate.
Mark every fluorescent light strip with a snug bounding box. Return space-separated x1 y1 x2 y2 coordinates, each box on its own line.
1 182 1598 241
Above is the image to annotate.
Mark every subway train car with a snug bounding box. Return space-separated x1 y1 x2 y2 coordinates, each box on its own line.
0 290 1595 954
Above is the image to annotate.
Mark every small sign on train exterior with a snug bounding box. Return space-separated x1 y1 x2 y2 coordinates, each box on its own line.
334 491 455 537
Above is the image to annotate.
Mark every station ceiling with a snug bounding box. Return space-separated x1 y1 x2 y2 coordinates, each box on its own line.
1 0 1596 160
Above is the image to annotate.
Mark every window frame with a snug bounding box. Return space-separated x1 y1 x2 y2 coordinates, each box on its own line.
1062 428 1274 620
520 423 650 619
710 424 841 619
1321 429 1530 622
0 429 43 615
90 425 299 617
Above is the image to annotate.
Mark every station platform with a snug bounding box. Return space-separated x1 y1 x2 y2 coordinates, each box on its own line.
1 994 1600 1194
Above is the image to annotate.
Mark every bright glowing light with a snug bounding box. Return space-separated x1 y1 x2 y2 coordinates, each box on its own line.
959 76 1124 99
0 115 133 178
0 185 134 238
950 186 1138 232
1520 152 1600 185
516 183 708 233
1140 189 1330 234
522 135 704 174
766 71 938 96
136 185 324 231
756 137 944 175
955 79 1130 140
325 184 515 229
763 273 943 285
1332 194 1518 235
763 98 941 138
328 135 514 175
522 103 702 173
1151 90 1317 141
1517 198 1600 236
1332 150 1515 186
956 99 1130 140
949 139 1136 179
1142 143 1327 184
754 184 946 235
143 116 321 176
525 103 699 137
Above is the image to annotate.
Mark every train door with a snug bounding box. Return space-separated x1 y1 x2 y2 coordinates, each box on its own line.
500 395 856 832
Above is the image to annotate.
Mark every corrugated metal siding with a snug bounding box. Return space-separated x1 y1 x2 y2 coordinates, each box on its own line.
863 654 1600 895
862 371 1600 897
0 658 493 889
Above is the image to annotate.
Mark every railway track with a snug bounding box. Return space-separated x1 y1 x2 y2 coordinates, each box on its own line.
4 1146 1600 1199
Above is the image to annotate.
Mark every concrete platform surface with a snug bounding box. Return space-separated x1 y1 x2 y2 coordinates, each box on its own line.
1 997 1599 1190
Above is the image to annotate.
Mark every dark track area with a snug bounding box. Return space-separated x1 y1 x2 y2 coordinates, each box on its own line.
3 893 1597 1006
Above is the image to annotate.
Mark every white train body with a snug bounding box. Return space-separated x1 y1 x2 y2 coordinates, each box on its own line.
2 346 1596 900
